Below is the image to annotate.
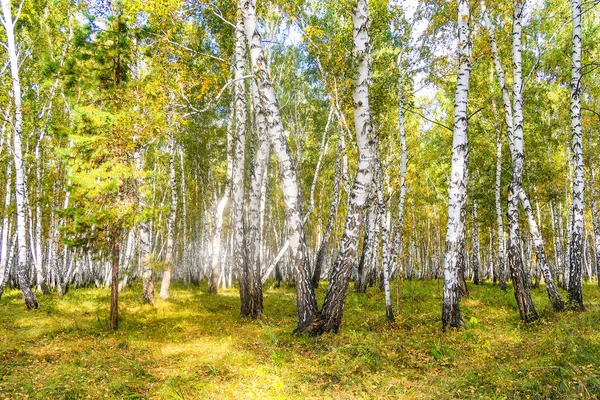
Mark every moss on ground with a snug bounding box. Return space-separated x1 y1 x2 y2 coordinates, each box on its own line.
0 280 599 399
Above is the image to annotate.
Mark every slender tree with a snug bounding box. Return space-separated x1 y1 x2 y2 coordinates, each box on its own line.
160 128 177 299
240 0 318 331
305 0 377 334
1 0 38 309
442 0 472 329
568 0 585 310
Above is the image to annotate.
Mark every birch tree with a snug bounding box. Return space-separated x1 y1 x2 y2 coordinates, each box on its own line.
494 126 507 290
568 0 585 310
160 129 177 299
1 0 38 309
391 52 409 278
240 0 318 330
482 0 563 317
244 78 269 315
442 0 471 329
230 12 252 317
302 0 376 334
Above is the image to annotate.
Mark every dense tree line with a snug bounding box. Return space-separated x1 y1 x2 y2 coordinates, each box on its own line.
0 0 599 333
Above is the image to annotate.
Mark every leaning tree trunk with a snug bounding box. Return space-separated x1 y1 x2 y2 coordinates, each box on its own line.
507 0 538 322
304 0 377 335
518 189 564 311
240 0 318 331
230 13 252 317
160 130 177 299
1 0 37 309
442 0 471 330
568 0 585 310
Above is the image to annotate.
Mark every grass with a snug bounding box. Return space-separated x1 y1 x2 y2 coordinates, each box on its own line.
1 279 599 399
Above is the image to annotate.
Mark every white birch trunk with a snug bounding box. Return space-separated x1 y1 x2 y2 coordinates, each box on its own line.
245 77 270 313
506 1 538 322
494 127 506 290
231 12 250 316
568 0 585 310
316 0 377 334
442 0 471 329
1 0 38 309
160 131 177 299
240 0 318 330
376 158 393 322
0 164 12 292
391 53 408 278
208 97 235 294
518 189 564 310
472 200 480 284
134 148 154 304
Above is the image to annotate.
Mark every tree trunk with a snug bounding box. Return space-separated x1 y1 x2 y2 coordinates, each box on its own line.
312 130 343 289
160 130 177 299
376 157 394 322
568 0 585 311
0 234 17 300
230 13 252 317
507 1 538 322
0 164 12 296
244 78 269 315
591 167 600 287
296 0 376 335
442 0 471 330
240 0 317 331
518 189 564 311
494 127 507 290
134 148 154 305
2 0 38 309
110 234 120 330
472 200 480 285
208 99 234 294
390 52 409 278
356 198 376 293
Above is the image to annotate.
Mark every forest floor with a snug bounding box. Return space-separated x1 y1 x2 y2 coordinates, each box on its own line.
1 280 599 399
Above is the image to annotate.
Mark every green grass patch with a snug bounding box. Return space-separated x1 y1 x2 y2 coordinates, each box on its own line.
0 280 599 399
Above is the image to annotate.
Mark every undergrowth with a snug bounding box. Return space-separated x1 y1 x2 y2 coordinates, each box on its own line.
0 280 599 399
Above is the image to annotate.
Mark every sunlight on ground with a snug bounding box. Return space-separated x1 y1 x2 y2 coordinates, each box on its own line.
1 281 599 399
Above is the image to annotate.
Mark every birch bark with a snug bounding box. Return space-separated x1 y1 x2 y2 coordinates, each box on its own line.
507 1 538 322
391 53 408 278
442 0 471 329
240 0 317 330
568 0 585 310
1 0 38 309
160 130 177 299
518 189 564 311
472 201 480 285
376 157 393 321
208 98 235 294
310 0 377 334
495 127 507 290
312 125 343 289
230 12 251 316
135 148 154 304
